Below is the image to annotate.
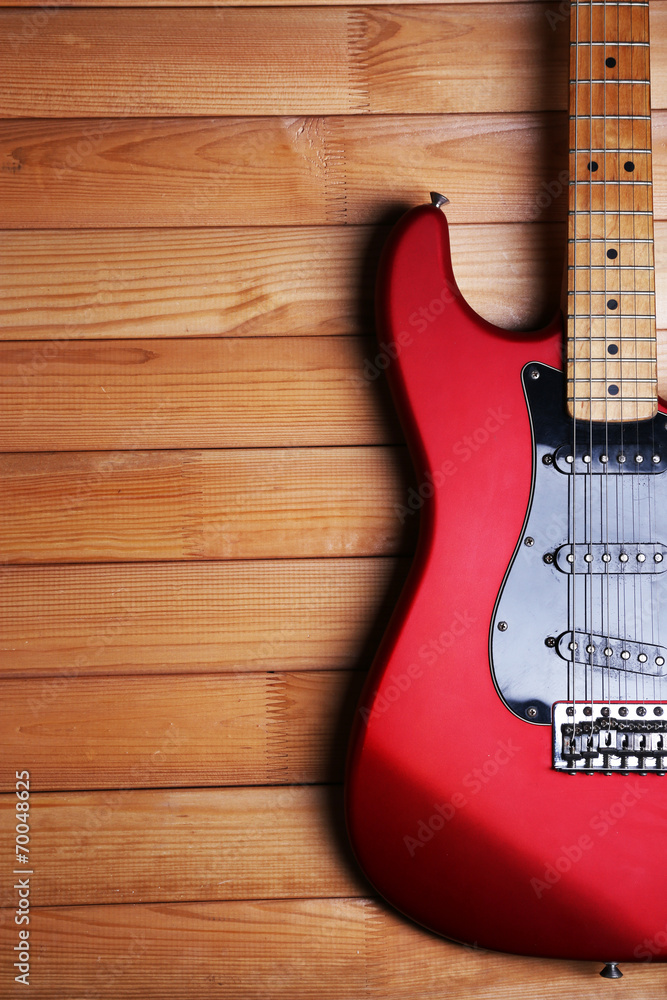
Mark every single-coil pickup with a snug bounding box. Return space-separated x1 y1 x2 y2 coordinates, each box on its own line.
554 542 666 574
557 631 666 676
553 443 666 474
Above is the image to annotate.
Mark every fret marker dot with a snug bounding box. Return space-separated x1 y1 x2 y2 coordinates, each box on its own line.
607 299 618 310
588 161 598 172
607 344 618 355
624 161 635 173
608 385 620 395
606 57 616 68
607 248 618 259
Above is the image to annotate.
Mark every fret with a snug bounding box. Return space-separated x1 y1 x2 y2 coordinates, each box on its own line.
571 307 655 316
568 265 653 269
573 151 651 174
570 80 649 84
569 239 653 243
568 339 656 360
568 363 655 376
570 89 649 117
571 216 653 241
571 181 651 185
569 400 656 421
574 120 651 148
569 290 654 298
570 212 653 216
568 269 653 292
570 115 650 120
568 336 655 340
568 317 656 334
569 42 649 45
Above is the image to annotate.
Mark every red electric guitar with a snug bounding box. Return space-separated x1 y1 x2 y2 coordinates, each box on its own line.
346 0 666 975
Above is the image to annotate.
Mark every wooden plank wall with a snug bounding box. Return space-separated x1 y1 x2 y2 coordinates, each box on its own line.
1 0 667 996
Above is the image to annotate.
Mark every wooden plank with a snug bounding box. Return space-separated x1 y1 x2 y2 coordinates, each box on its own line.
0 6 571 118
14 107 667 228
0 336 401 451
0 0 564 6
0 897 662 999
0 558 407 676
5 329 667 451
7 216 667 341
0 113 569 227
0 447 416 562
0 223 566 341
0 227 377 339
0 8 356 117
0 785 366 906
0 671 366 790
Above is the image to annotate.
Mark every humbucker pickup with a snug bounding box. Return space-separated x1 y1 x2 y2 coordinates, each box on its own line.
553 702 667 773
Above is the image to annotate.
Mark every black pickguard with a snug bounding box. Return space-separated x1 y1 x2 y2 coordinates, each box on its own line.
490 363 667 725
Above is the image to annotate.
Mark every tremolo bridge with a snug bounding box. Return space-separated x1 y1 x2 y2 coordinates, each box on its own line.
553 702 667 774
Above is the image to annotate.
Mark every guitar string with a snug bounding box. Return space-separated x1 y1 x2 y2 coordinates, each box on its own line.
588 0 597 712
602 0 610 710
648 0 660 706
571 0 580 727
634 0 645 710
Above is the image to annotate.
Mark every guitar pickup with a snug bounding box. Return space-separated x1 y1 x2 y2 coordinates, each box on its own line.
554 542 666 574
556 632 666 676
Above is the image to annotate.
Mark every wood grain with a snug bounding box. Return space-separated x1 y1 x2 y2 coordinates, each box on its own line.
0 336 401 450
0 671 366 790
9 106 667 229
0 558 406 676
6 330 667 451
0 5 568 117
0 113 570 227
0 223 568 341
4 218 667 345
0 227 377 339
0 785 366 905
0 898 663 999
0 447 416 562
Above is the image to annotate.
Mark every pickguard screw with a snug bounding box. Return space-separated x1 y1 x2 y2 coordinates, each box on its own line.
542 453 553 465
526 706 538 718
498 621 508 631
545 636 556 647
543 552 554 564
529 369 540 380
524 536 535 547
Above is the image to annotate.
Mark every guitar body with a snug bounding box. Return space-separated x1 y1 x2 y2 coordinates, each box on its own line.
345 203 667 962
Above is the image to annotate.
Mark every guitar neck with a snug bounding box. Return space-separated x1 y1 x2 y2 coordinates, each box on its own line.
567 0 657 422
